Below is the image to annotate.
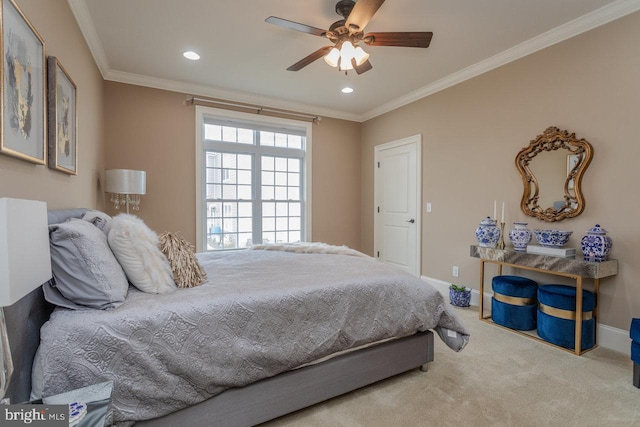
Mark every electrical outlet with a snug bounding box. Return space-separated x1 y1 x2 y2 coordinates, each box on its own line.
426 202 432 213
452 266 459 277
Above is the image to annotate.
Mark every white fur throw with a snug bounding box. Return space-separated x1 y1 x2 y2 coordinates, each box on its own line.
158 232 207 288
108 214 177 294
249 242 369 257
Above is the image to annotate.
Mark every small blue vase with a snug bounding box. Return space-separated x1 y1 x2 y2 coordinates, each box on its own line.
475 217 500 248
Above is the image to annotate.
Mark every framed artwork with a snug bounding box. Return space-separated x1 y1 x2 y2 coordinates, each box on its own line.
0 0 46 164
47 56 77 174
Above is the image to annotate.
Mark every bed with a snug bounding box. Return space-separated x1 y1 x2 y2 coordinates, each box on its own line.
5 209 469 426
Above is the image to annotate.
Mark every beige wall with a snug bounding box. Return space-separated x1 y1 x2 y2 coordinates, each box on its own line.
104 83 195 238
310 117 361 248
104 82 362 250
361 11 640 330
0 0 104 209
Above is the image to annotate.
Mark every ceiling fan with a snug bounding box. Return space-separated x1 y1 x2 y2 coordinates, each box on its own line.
265 0 433 75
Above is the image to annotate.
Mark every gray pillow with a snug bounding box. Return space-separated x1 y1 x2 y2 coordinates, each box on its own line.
45 218 129 310
82 210 113 236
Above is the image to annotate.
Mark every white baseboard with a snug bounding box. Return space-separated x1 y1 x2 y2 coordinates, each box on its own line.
597 323 630 356
421 275 630 356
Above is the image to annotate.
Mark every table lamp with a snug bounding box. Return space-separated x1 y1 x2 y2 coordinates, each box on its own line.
104 169 146 214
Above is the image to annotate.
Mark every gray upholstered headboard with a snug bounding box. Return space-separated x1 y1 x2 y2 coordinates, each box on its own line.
4 208 88 403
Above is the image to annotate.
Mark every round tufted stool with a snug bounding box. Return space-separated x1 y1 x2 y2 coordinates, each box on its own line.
491 275 538 331
537 284 596 351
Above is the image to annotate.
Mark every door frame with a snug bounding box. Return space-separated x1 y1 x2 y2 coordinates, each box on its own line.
374 134 422 277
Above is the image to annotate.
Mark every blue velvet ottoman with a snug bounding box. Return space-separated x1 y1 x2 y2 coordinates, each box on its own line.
630 319 640 388
537 285 596 351
491 275 538 331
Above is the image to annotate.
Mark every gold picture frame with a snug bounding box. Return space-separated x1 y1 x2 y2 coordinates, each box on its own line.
0 0 46 164
47 56 77 175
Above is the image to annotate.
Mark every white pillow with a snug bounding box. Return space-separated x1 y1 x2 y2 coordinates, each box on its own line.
108 214 177 294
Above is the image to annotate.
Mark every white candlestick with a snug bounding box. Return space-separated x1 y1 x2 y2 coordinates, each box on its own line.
493 200 497 220
501 202 505 223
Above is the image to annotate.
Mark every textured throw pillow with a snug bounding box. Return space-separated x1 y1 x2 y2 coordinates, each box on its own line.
82 210 113 236
108 214 177 294
158 232 207 288
46 218 129 310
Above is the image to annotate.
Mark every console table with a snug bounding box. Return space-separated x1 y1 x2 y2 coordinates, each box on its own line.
470 245 618 355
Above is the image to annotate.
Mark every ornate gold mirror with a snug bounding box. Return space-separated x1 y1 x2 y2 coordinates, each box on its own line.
516 127 593 222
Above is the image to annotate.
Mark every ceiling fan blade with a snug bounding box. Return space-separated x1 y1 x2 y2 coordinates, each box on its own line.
364 32 433 48
351 58 373 75
345 0 385 32
265 16 328 37
287 46 333 71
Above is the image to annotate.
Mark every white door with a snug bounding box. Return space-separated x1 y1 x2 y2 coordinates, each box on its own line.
374 135 421 276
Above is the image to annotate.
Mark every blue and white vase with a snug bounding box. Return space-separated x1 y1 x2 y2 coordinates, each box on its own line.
475 217 500 248
508 222 532 252
581 224 612 262
449 288 471 307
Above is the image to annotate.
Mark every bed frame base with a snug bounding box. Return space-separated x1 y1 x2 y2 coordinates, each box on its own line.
137 330 434 427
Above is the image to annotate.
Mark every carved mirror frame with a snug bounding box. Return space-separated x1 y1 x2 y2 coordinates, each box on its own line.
515 126 593 222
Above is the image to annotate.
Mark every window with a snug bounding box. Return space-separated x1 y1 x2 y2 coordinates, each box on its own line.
196 107 312 251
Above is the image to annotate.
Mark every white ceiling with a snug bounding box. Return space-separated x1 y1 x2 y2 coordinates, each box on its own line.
69 0 640 122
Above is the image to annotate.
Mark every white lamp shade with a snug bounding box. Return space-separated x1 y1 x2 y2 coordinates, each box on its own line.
105 169 146 195
0 198 52 306
353 46 369 66
324 47 340 67
339 58 354 71
341 41 355 58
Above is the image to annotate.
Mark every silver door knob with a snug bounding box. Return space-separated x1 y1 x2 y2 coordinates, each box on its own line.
406 219 415 223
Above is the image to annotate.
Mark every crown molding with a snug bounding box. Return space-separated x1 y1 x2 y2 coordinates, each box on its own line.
67 0 109 78
70 0 640 123
360 0 640 121
104 70 363 122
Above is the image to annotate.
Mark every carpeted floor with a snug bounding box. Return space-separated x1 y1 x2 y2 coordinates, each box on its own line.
264 306 638 426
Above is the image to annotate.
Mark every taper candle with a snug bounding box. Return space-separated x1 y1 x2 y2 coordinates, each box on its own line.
501 202 505 223
493 200 497 220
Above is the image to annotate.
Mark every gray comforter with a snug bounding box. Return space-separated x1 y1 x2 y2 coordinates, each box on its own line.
38 249 469 424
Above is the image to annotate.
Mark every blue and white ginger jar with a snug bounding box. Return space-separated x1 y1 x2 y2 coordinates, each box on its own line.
581 224 612 262
508 222 532 252
475 217 500 248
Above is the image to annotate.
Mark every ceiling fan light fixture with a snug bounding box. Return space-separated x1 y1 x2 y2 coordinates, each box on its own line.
339 57 354 71
338 41 356 70
341 41 355 55
324 47 341 67
353 46 369 66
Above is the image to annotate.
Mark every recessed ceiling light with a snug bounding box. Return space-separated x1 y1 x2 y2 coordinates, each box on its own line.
341 87 354 94
183 51 200 61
